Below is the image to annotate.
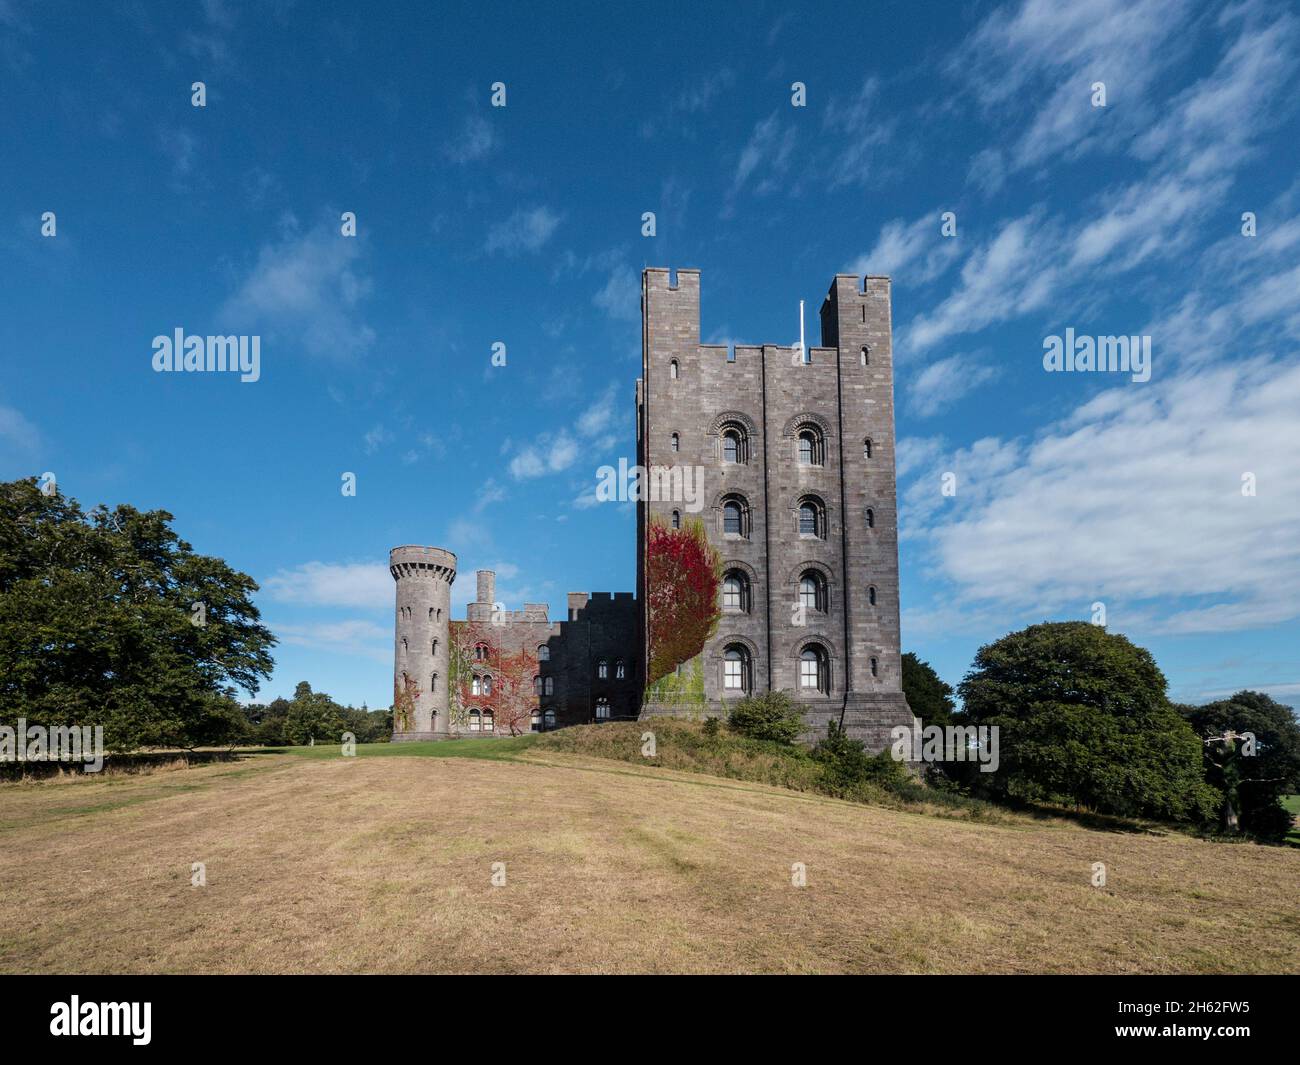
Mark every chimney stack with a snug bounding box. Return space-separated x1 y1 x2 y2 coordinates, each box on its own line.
476 569 495 606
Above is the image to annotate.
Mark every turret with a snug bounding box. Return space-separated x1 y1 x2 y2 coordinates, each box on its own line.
390 545 456 738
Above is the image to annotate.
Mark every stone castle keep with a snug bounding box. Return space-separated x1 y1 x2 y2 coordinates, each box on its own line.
392 268 916 749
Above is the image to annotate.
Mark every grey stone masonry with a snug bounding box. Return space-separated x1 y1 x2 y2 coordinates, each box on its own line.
390 545 455 740
637 268 916 751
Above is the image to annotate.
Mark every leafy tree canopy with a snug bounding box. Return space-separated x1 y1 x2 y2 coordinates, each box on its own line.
901 652 956 728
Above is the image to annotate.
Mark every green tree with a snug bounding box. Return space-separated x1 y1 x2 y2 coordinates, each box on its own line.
727 690 804 745
902 652 956 728
957 622 1218 822
283 681 346 745
0 478 275 750
1179 691 1300 840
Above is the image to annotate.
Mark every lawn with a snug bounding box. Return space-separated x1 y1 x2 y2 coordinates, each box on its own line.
1 738 1298 974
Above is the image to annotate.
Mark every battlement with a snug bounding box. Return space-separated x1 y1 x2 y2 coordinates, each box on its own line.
390 545 457 583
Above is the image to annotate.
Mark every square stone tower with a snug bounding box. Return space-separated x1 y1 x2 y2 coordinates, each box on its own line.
636 268 916 751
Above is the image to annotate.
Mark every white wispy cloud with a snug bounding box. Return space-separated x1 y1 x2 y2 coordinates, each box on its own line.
905 353 1000 418
263 561 391 610
222 219 376 359
485 206 561 256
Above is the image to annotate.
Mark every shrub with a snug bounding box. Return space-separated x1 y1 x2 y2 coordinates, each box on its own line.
727 691 804 745
813 721 910 797
701 716 721 738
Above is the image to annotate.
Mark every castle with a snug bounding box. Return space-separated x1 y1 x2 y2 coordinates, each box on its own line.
391 268 916 750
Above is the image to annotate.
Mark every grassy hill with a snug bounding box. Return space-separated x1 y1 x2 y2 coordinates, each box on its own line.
1 731 1298 974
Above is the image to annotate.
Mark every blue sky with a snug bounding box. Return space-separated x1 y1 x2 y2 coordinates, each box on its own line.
2 0 1298 710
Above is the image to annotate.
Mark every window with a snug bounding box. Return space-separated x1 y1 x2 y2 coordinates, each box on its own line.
866 508 875 529
671 510 681 529
428 607 434 620
530 710 541 732
534 675 543 695
798 496 825 538
430 673 438 693
722 570 750 612
596 697 611 720
864 438 872 460
615 659 626 680
721 425 748 465
800 646 829 693
870 657 879 678
543 708 556 729
797 427 824 466
861 345 869 366
597 658 608 680
471 675 482 696
474 643 488 661
482 709 494 732
469 710 481 732
868 585 877 606
401 637 408 653
670 432 680 452
482 674 493 695
537 644 550 662
670 359 679 379
544 677 554 695
722 495 749 537
723 645 752 693
799 571 827 613
431 639 438 655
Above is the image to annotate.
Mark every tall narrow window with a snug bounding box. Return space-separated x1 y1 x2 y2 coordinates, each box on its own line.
597 658 608 680
471 675 482 696
615 659 626 679
798 496 824 538
799 571 827 613
866 508 875 529
670 432 680 452
530 710 541 732
482 709 494 732
534 675 543 695
670 359 679 379
870 657 879 678
469 710 481 732
671 510 681 529
723 645 752 693
537 644 550 662
544 677 554 695
721 425 747 465
868 585 877 606
430 673 438 693
861 346 869 366
482 674 493 696
797 427 824 466
722 495 748 537
722 570 750 612
428 607 433 620
800 646 829 694
596 697 611 720
543 708 556 729
864 438 872 460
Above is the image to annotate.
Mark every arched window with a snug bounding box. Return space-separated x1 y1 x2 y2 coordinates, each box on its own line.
671 510 681 529
530 710 541 732
870 657 879 678
797 426 824 466
865 507 875 529
475 643 489 661
430 673 438 693
537 644 549 662
615 659 626 679
482 674 493 696
401 637 408 653
597 658 608 679
670 432 680 452
437 608 442 622
721 425 748 465
868 585 877 606
863 438 872 460
482 709 495 732
543 708 556 729
544 677 554 695
431 639 438 655
721 569 751 612
534 675 543 695
861 345 869 366
471 675 482 696
469 710 481 732
798 495 825 538
800 645 829 694
722 495 749 537
428 607 434 620
670 359 679 379
595 697 611 720
722 644 752 693
799 570 827 613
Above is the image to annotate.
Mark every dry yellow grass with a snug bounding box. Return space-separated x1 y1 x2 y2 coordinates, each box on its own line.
0 748 1297 974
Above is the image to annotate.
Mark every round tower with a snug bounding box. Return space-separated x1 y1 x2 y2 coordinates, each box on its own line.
390 545 456 739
